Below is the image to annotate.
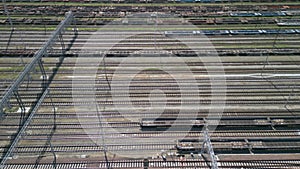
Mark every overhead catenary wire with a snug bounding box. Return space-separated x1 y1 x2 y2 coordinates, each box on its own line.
95 101 110 169
2 0 14 52
0 88 49 169
0 11 74 117
2 0 12 27
96 49 110 169
48 89 57 169
260 15 298 117
0 11 76 168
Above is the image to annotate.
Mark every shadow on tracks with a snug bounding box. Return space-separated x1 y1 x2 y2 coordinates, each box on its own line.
32 30 78 169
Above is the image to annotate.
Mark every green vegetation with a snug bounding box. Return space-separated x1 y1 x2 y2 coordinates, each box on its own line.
6 2 300 7
144 67 162 71
0 26 56 31
0 15 299 22
4 106 19 113
0 24 298 32
0 16 65 20
215 44 298 49
158 44 297 49
0 73 19 80
0 66 24 72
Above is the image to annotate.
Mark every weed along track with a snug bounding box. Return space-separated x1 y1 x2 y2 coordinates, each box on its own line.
0 1 300 169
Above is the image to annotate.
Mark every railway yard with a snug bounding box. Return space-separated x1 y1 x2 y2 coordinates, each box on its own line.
0 0 300 169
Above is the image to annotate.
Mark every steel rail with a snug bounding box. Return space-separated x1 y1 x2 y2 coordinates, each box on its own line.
0 11 74 116
0 88 49 168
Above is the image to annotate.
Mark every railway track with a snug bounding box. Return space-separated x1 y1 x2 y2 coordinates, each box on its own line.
1 1 300 167
3 160 300 169
1 136 300 155
1 29 300 56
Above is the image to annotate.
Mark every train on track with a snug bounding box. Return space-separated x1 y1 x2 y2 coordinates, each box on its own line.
140 117 300 128
140 118 203 128
176 138 300 153
230 11 287 17
165 29 300 36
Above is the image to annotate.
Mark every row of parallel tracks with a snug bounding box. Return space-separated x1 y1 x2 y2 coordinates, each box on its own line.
1 31 300 55
1 3 300 167
0 55 300 168
3 160 300 169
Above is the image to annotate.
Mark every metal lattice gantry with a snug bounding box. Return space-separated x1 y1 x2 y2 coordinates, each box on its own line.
0 11 75 117
0 11 76 168
201 125 219 169
0 89 49 169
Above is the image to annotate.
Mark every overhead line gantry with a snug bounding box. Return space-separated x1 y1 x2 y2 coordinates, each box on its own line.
0 11 76 169
0 11 75 117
